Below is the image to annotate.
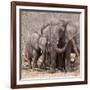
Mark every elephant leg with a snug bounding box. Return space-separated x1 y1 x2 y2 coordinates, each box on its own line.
32 50 38 69
45 52 50 69
28 57 32 69
57 54 65 71
56 52 65 72
49 52 56 73
24 47 32 69
65 56 71 72
37 53 45 69
71 39 79 57
65 43 72 72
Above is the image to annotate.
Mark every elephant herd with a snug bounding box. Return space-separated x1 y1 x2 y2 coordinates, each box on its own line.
23 20 80 73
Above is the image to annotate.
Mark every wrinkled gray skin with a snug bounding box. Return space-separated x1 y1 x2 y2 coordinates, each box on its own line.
40 20 69 73
63 39 79 72
57 21 80 72
39 21 80 72
24 21 79 73
56 36 65 71
24 33 41 69
37 36 47 69
24 32 49 70
65 22 80 55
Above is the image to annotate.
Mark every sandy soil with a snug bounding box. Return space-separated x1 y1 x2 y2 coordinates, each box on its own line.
21 68 80 80
21 56 80 80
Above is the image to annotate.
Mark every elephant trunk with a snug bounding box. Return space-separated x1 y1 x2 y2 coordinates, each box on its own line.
55 43 68 53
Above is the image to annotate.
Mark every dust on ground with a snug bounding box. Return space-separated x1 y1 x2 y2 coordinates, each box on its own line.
21 56 80 80
21 68 80 80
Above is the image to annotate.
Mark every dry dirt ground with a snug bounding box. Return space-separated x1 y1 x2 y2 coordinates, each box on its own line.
21 68 80 80
21 58 80 80
21 53 80 80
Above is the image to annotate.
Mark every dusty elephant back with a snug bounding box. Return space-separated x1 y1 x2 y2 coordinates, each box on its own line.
65 22 79 40
23 32 41 61
30 32 41 50
41 21 65 46
66 22 80 48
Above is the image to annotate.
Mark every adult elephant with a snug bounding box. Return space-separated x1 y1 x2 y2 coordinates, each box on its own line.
37 36 48 69
40 20 69 73
24 32 50 70
24 32 41 69
57 21 80 72
65 21 80 56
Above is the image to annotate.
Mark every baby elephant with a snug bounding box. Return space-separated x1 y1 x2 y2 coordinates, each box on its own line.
64 39 79 72
37 36 47 69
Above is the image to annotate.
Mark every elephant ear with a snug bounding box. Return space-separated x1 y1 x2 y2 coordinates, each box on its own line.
39 36 47 52
65 22 78 42
30 33 40 50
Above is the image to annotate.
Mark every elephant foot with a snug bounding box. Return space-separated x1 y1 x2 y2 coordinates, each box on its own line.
32 64 38 69
29 65 32 69
37 68 46 72
48 68 56 73
58 67 65 72
65 67 72 72
22 64 29 70
32 67 39 71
